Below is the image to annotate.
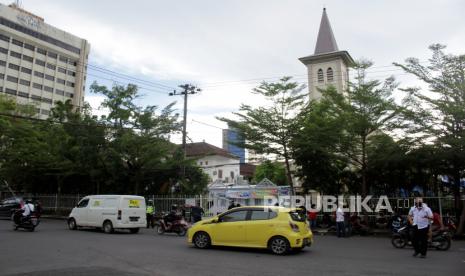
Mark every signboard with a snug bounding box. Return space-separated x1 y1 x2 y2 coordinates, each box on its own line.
128 199 140 208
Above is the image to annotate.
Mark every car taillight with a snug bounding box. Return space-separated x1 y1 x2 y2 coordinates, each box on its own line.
117 210 122 220
290 222 299 232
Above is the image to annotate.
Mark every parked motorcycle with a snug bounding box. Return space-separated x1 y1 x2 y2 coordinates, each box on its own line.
12 209 40 232
391 225 451 251
155 214 189 236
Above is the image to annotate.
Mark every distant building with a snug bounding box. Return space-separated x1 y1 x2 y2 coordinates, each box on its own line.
186 142 241 184
222 125 245 163
299 8 354 101
0 3 90 118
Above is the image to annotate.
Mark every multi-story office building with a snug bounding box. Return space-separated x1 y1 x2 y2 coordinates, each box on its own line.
222 125 245 164
0 3 90 118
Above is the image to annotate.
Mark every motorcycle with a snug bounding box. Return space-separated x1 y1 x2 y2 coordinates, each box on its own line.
12 209 40 232
155 213 189 236
391 225 451 251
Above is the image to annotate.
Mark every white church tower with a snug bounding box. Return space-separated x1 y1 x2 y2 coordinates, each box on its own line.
299 8 354 101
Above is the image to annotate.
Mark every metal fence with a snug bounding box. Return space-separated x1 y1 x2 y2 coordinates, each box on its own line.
0 192 461 220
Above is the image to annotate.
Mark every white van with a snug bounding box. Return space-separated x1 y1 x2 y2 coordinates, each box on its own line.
68 195 146 234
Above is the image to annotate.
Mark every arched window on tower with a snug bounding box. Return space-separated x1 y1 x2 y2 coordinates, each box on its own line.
327 67 334 82
317 68 324 83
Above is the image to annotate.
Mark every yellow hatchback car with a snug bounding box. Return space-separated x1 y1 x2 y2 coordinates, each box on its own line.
187 206 313 255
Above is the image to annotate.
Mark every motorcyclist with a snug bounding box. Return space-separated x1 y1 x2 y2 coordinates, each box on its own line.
16 199 35 224
164 205 178 230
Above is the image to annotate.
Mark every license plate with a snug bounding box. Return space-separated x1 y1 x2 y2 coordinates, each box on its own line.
129 217 139 222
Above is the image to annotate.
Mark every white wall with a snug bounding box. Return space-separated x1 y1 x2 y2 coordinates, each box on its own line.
196 155 240 183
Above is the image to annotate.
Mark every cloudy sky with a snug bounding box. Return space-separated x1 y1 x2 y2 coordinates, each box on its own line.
6 0 465 147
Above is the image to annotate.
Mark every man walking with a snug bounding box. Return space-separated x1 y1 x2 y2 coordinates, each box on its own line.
336 205 345 238
408 198 433 258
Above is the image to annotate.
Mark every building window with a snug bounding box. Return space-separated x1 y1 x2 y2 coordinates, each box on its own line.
0 60 5 66
41 97 52 104
21 67 32 74
65 92 74 98
55 89 65 96
47 52 57 59
327 67 334 82
0 73 4 79
31 95 41 101
34 71 44 78
44 86 54 93
35 59 46 66
8 63 20 71
317 68 324 83
58 67 66 74
230 171 235 180
67 70 76 77
19 79 30 86
59 56 68 63
18 91 29 98
12 39 23 47
10 51 22 59
57 78 65 85
46 63 56 70
0 33 9 42
41 109 50 115
22 54 33 62
205 161 208 165
218 169 223 179
6 75 18 83
0 47 7 54
68 60 77 66
5 88 16 95
199 161 203 165
32 83 43 90
37 48 47 55
24 43 35 51
66 81 75 87
45 74 55 81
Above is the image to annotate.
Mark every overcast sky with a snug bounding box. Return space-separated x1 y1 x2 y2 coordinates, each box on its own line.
6 0 465 147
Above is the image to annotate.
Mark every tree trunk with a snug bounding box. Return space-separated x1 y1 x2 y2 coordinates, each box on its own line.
283 145 294 195
361 136 367 197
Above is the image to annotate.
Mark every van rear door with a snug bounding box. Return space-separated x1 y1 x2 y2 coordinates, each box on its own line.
120 197 146 225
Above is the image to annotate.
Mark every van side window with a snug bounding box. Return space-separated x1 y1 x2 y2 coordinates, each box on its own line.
77 199 89 208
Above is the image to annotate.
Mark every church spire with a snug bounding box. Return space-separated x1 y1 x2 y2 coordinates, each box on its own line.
314 8 339 54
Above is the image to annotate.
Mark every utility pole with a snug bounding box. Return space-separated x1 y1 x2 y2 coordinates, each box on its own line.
169 84 201 178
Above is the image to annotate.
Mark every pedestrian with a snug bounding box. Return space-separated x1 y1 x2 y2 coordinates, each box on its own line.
307 204 318 229
336 204 345 238
146 200 155 228
408 197 433 258
191 203 205 223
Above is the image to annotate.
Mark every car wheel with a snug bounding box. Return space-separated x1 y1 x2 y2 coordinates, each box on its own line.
103 221 114 234
193 232 211 249
269 236 290 255
68 218 77 230
130 228 140 234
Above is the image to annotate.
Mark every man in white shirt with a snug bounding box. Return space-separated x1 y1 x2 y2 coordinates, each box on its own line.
408 198 433 258
336 206 345 238
21 200 35 217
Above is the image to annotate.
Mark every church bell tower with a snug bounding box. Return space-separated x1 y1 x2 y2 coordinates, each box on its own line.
299 8 354 101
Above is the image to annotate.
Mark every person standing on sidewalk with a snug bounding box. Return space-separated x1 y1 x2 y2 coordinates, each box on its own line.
408 198 433 258
336 205 345 238
146 200 155 229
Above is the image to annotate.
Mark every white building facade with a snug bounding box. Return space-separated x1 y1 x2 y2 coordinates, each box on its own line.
0 3 90 118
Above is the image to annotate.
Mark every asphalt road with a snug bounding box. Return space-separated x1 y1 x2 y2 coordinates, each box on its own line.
0 219 464 276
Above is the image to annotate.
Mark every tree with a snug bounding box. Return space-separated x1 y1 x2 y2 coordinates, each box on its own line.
253 160 288 185
217 77 306 192
395 44 465 235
